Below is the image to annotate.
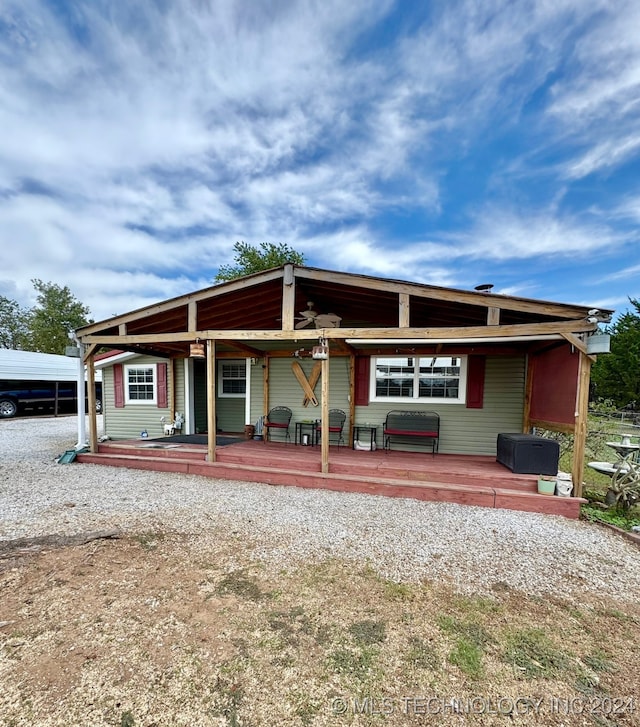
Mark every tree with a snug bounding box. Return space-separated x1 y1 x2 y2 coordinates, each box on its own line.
0 296 30 349
214 241 305 282
590 298 640 409
27 279 92 355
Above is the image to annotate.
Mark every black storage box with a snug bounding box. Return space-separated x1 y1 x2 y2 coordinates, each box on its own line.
496 433 559 475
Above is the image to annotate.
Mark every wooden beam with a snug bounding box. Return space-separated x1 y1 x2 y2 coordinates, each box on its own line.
169 358 176 420
321 356 329 474
206 340 216 463
330 338 357 355
399 293 410 327
560 331 596 358
118 323 127 335
77 268 284 336
188 301 197 331
82 343 100 362
572 352 591 499
530 419 575 435
522 354 534 432
263 355 270 418
87 355 98 453
295 267 596 319
348 352 355 447
218 340 264 357
281 264 295 330
81 319 598 346
487 307 500 326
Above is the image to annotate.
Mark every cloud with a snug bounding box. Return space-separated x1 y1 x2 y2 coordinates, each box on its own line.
0 0 638 323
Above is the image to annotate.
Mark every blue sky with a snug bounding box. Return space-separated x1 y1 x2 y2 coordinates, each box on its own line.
0 0 638 322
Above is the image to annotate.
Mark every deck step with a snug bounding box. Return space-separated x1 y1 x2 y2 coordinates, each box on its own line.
76 452 583 518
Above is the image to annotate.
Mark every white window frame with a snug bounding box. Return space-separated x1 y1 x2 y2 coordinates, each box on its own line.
218 359 247 398
124 364 157 405
369 355 467 405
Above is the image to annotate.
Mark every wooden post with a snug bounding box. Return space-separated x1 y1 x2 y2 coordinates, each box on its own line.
399 293 410 327
282 263 296 330
348 352 356 448
321 353 329 474
263 355 270 442
87 355 98 453
206 340 216 463
169 357 176 421
522 353 534 432
572 351 591 499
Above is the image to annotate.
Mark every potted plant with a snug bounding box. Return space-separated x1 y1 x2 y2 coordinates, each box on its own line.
537 476 556 495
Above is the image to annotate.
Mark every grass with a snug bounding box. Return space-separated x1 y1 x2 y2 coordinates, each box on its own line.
543 416 640 530
581 503 640 531
2 533 639 726
502 628 571 679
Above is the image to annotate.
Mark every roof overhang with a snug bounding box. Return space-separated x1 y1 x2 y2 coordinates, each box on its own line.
346 335 564 346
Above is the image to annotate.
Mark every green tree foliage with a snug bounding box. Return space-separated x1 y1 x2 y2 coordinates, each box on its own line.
214 241 305 282
0 295 30 349
590 298 640 409
27 279 92 354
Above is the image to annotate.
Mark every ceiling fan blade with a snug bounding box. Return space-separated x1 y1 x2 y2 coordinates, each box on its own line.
314 313 342 328
295 318 312 329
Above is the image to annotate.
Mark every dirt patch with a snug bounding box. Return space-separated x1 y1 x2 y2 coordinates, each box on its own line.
1 530 639 727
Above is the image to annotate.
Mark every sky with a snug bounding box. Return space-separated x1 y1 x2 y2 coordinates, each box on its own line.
1 0 639 324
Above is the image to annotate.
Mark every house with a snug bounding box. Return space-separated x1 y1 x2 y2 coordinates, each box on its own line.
75 264 611 517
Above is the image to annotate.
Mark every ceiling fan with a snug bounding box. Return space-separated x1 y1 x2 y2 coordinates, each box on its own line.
294 301 342 329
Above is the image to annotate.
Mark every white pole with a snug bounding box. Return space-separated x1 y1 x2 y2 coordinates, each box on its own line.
70 333 87 450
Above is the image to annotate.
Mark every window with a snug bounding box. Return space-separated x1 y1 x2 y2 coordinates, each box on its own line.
125 365 156 404
370 356 467 404
219 360 246 397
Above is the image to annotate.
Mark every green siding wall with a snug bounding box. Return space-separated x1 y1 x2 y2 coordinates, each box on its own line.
102 355 183 440
249 357 350 431
247 355 524 454
353 355 525 455
104 353 524 454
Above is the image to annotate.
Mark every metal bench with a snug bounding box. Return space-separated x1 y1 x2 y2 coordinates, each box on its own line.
383 410 440 456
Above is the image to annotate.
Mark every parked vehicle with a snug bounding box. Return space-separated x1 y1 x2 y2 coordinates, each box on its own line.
0 349 102 419
0 380 102 418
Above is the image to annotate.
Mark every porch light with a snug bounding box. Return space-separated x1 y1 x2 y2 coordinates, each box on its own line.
189 340 206 358
312 337 329 360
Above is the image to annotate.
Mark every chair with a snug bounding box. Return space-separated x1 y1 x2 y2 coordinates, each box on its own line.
316 409 346 446
263 406 292 443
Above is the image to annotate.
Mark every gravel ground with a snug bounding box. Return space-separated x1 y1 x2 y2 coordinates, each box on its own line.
1 415 639 604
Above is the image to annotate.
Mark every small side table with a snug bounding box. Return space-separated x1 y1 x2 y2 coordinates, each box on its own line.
352 423 378 450
295 420 318 446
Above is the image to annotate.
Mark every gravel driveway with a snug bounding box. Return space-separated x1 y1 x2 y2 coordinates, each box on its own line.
1 415 638 604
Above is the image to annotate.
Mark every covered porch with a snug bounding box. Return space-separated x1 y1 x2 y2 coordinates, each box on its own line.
76 264 611 519
77 437 584 518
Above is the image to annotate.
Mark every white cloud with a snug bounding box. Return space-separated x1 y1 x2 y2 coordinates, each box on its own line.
0 0 638 322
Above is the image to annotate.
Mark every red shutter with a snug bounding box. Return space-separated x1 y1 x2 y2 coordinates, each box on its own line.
157 362 168 408
114 363 125 408
466 355 486 409
354 356 370 406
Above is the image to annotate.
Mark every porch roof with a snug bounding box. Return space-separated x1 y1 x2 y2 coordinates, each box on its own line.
76 264 612 359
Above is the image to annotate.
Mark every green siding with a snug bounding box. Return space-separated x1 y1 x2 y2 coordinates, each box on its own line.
246 355 524 453
249 357 350 431
104 353 524 454
102 355 177 440
353 355 525 455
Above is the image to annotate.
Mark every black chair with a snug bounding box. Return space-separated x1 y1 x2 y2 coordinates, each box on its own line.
263 406 292 443
316 409 347 446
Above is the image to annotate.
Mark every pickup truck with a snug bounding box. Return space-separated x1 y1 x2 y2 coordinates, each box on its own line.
0 380 102 418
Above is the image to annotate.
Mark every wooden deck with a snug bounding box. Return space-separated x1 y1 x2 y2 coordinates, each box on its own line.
76 438 584 518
